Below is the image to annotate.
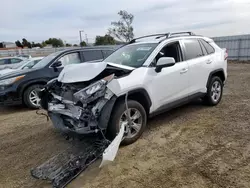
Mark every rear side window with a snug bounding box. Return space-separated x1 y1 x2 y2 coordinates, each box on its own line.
200 39 215 54
83 50 103 62
102 50 113 58
183 39 203 60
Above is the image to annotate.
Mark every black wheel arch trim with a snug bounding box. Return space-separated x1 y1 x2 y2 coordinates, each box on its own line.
19 79 49 98
127 88 152 108
206 68 225 88
99 88 152 130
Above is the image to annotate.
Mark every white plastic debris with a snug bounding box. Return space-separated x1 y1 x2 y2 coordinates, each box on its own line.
99 123 125 168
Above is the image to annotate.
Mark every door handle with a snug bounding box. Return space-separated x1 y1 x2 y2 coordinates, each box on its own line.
180 68 188 74
206 60 213 64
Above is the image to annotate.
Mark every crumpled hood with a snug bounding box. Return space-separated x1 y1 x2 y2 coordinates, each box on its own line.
57 61 135 83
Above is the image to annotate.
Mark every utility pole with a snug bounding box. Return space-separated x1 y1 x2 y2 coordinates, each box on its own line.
79 30 84 47
85 34 88 45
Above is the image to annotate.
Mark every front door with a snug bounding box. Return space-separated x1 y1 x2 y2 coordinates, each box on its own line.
147 41 190 112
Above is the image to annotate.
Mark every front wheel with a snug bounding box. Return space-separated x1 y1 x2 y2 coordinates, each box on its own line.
23 84 43 109
107 100 147 145
203 76 223 106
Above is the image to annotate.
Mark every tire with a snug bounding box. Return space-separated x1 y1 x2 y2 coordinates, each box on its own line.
23 84 43 109
203 76 223 106
107 100 147 145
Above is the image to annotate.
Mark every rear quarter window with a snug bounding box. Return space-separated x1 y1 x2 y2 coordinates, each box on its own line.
200 39 215 54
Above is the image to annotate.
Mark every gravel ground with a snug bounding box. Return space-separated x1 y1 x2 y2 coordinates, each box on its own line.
0 63 250 188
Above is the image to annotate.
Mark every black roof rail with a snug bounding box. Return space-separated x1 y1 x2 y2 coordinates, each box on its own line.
128 31 196 44
129 33 170 44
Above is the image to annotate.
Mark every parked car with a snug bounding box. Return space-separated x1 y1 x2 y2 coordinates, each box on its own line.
0 57 26 70
16 54 32 59
0 47 115 108
39 32 228 145
0 57 44 76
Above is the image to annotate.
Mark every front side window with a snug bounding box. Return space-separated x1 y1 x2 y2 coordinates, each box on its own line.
104 43 157 68
152 41 182 66
10 58 22 64
58 52 81 66
83 50 103 62
183 39 203 60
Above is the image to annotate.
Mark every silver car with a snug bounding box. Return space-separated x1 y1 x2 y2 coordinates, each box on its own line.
0 57 44 76
0 57 26 70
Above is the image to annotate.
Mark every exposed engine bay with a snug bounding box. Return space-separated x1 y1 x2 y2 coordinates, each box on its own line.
39 63 132 135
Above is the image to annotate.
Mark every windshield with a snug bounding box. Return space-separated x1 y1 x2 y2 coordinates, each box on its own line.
104 43 157 68
21 59 42 69
33 51 61 69
13 59 30 69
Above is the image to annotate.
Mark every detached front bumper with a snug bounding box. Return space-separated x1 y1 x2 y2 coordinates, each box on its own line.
0 86 22 106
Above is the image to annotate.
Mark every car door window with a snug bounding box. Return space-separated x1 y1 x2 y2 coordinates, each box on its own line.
152 41 183 66
200 39 215 54
58 52 81 66
83 50 103 62
0 59 7 65
102 50 113 58
199 40 208 56
183 39 203 60
10 58 22 64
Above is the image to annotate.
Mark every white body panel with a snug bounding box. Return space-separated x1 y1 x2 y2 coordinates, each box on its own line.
55 35 227 116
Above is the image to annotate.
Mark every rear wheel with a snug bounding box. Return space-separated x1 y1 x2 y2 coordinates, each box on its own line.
203 76 223 106
23 84 43 109
107 100 147 145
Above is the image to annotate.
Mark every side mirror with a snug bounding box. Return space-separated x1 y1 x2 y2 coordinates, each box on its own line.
51 61 62 68
155 57 175 73
51 61 62 72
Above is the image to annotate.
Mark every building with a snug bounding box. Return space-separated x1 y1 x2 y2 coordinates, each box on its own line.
0 42 17 48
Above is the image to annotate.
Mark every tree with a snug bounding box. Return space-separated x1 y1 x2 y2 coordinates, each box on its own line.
31 42 42 48
73 44 78 47
15 40 23 48
108 10 134 42
80 41 87 47
65 43 72 47
42 41 47 47
94 35 115 45
44 38 64 47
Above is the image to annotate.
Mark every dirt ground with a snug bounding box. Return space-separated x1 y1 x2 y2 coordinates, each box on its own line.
1 63 250 188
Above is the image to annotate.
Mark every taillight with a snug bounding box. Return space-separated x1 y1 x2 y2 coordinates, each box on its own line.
224 49 228 60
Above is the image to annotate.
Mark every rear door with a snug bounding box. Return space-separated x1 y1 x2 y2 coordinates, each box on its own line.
148 40 190 111
181 39 212 95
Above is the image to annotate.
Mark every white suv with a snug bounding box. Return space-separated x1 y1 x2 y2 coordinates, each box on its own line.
40 32 227 145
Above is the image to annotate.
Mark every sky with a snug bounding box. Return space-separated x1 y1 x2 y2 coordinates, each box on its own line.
1 0 250 44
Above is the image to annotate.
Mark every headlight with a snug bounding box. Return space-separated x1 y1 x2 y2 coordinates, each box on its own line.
74 80 105 101
0 75 25 86
73 74 115 102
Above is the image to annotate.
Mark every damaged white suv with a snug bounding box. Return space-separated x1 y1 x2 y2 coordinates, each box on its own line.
40 32 227 145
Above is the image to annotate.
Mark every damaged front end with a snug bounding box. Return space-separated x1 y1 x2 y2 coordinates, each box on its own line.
40 62 132 135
